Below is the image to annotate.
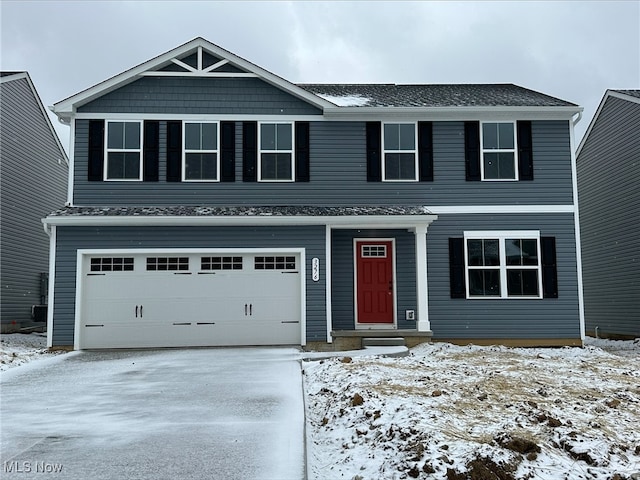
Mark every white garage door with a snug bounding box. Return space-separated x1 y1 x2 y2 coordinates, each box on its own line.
79 251 303 349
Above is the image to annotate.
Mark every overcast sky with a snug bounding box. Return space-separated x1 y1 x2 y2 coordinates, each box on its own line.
2 0 639 152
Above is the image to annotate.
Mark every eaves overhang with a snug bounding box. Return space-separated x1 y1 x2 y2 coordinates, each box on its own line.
322 105 583 121
43 205 438 230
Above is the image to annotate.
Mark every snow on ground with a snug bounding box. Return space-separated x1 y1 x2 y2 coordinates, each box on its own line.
303 339 640 480
3 333 639 479
0 333 66 371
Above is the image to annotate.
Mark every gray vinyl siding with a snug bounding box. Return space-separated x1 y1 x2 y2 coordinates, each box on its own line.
0 76 68 328
51 225 326 346
77 77 322 116
426 213 581 340
331 230 417 331
72 120 574 207
577 95 640 337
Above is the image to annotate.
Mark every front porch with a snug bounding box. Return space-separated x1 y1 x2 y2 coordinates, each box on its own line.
305 329 433 352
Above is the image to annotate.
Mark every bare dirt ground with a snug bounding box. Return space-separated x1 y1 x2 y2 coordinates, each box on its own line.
304 339 640 480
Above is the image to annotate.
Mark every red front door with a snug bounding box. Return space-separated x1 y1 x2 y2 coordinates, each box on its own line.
356 241 394 324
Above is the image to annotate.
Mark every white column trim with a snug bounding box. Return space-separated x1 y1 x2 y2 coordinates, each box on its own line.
414 225 430 332
66 117 75 206
325 225 333 343
46 226 57 348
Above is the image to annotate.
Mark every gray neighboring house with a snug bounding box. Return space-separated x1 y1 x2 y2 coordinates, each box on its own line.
0 72 68 333
44 38 585 350
577 89 640 339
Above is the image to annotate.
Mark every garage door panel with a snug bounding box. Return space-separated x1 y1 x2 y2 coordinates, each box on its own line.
80 252 302 349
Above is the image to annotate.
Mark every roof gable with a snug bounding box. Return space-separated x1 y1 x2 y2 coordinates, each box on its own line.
577 89 640 156
52 37 334 121
0 72 68 165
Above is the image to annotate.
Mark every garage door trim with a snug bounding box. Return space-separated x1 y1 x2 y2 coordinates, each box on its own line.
74 247 307 350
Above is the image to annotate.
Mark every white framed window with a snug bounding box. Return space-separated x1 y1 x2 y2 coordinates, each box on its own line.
105 121 142 180
183 122 219 181
481 122 518 181
258 122 294 182
464 231 542 299
382 123 418 181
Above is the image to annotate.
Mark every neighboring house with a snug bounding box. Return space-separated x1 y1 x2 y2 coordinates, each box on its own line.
44 38 584 350
576 89 640 339
0 72 68 333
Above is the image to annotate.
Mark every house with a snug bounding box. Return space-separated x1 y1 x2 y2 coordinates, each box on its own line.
0 72 68 333
576 89 640 340
44 38 584 350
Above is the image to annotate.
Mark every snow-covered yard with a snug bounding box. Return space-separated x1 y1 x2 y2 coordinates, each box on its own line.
0 333 66 371
2 333 638 479
303 339 640 480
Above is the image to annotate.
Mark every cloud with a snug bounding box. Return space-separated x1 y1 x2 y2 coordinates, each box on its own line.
1 0 638 148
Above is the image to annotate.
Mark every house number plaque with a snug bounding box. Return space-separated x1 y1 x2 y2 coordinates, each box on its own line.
312 258 320 282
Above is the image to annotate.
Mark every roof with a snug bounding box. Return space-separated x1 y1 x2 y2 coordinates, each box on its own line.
48 205 433 218
0 72 69 166
297 83 577 108
611 89 640 99
576 89 640 156
43 205 438 229
53 37 581 121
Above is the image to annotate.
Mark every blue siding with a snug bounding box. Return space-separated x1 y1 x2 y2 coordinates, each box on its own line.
52 226 326 346
578 95 640 338
0 75 68 329
426 213 581 340
72 120 574 207
331 230 417 330
77 77 322 116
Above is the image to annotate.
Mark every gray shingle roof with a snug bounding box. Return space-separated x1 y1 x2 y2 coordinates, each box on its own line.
297 83 577 108
613 89 640 99
49 205 434 217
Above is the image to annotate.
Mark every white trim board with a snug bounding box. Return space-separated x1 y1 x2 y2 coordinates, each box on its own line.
44 214 439 228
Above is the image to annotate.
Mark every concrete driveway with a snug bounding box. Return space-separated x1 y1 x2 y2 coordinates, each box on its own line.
1 348 305 480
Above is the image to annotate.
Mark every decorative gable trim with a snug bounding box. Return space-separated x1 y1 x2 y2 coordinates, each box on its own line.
52 38 334 122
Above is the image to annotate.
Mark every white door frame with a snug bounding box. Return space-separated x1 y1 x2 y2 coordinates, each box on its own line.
352 238 397 330
74 247 306 350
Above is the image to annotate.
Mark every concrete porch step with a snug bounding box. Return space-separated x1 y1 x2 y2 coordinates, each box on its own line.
362 337 407 347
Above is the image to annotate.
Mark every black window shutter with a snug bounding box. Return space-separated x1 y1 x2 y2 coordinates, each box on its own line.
295 122 310 182
449 238 466 298
366 122 382 182
517 121 534 181
220 121 236 182
143 121 159 182
464 121 481 181
243 122 257 182
541 236 558 298
166 121 182 182
88 120 105 181
418 121 433 182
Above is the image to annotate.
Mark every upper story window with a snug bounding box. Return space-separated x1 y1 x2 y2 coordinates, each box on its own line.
259 123 293 182
183 122 219 181
382 123 418 181
106 121 142 180
481 122 517 181
464 231 542 299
